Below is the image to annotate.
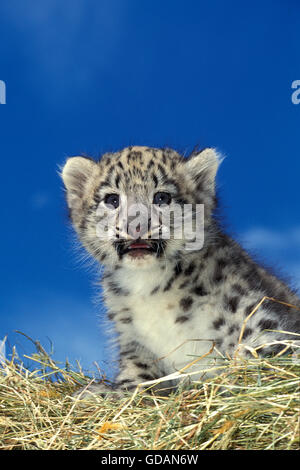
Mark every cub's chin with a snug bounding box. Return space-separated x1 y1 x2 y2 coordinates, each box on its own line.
120 240 160 269
122 253 159 270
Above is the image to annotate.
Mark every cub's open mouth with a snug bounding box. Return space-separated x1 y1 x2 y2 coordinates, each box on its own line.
123 240 155 258
115 239 166 259
128 244 153 258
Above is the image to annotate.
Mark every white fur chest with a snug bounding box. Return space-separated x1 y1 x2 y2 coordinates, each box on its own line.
104 263 220 376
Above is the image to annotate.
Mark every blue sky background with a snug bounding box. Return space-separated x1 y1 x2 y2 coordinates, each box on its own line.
0 0 300 377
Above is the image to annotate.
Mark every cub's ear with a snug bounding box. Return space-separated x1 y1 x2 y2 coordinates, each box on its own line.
60 156 97 213
185 148 223 193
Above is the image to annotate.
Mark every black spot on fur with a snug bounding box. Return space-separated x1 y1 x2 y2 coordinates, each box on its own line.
120 317 132 324
108 281 129 296
147 159 155 170
99 180 111 189
138 373 153 381
193 285 207 296
164 276 175 292
131 150 142 160
150 285 160 295
175 315 190 323
157 163 167 178
258 319 278 331
120 348 136 357
163 263 182 291
174 262 183 276
93 189 101 205
115 174 121 188
242 327 253 339
244 302 258 317
78 217 87 230
213 258 227 283
180 297 193 311
134 362 150 370
184 262 196 276
228 324 239 335
213 317 225 330
232 283 247 296
224 295 240 313
170 159 176 171
152 173 158 187
175 197 189 206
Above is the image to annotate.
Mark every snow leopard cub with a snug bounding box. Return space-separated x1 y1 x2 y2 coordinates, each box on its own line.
61 145 300 398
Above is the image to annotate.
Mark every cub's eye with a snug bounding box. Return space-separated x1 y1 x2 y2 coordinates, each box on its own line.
104 193 120 209
153 192 172 206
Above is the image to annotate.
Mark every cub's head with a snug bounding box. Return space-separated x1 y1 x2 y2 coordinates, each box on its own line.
61 146 221 269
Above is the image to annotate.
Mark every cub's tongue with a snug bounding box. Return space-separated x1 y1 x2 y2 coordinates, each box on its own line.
129 242 150 250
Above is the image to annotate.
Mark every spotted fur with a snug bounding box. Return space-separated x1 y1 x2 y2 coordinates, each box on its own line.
61 146 300 398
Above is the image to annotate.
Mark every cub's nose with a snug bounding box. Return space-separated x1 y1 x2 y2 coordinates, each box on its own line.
126 216 151 239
